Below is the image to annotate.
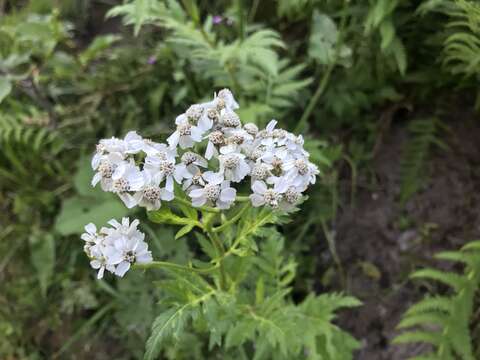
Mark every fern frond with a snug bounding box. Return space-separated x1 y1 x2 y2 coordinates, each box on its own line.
393 331 444 346
400 118 447 204
443 0 480 76
410 268 467 291
404 296 452 316
397 312 449 329
394 240 480 359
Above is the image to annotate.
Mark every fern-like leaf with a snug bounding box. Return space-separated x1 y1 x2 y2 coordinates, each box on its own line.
394 240 480 359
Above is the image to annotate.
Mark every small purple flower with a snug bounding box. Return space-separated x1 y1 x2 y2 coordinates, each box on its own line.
212 15 223 25
147 56 157 65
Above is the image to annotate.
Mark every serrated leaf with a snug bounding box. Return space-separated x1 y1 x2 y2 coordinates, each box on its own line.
411 268 466 291
225 320 256 348
148 207 197 226
391 37 407 75
175 224 195 240
393 331 443 346
196 233 217 259
144 306 191 360
79 34 121 65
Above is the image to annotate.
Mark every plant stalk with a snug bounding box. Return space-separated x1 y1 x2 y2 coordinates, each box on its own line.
133 261 218 274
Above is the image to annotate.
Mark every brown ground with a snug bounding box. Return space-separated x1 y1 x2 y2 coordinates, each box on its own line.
331 112 480 359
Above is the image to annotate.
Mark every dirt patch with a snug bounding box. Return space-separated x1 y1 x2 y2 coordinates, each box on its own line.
331 115 480 359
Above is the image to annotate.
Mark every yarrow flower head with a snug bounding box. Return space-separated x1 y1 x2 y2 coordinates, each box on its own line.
90 89 319 212
81 218 152 279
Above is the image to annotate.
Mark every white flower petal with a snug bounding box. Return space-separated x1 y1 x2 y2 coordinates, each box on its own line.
167 131 180 148
250 194 265 207
220 187 236 202
252 181 267 194
115 261 131 277
85 223 97 234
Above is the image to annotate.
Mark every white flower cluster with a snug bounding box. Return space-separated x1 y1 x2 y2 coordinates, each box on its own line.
91 89 319 210
81 218 152 279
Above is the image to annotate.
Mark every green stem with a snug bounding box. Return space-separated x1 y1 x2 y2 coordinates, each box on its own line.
249 0 260 22
205 219 227 290
294 62 335 133
133 261 218 274
294 1 350 134
203 214 227 290
236 0 245 41
213 203 250 232
235 195 250 202
320 219 346 290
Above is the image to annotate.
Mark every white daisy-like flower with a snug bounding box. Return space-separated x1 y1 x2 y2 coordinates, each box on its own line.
249 179 288 208
140 139 177 158
283 158 319 191
95 131 145 156
280 185 303 211
259 147 290 177
110 163 144 207
205 130 225 160
181 151 208 168
220 109 241 128
167 115 204 149
217 88 239 110
81 218 152 278
243 123 259 136
132 171 174 211
182 169 207 192
91 152 127 192
218 148 251 183
81 223 113 279
250 162 272 181
174 152 208 187
220 128 254 154
188 172 236 209
143 155 183 192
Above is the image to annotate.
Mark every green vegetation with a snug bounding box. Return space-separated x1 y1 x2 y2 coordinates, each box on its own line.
1 0 480 359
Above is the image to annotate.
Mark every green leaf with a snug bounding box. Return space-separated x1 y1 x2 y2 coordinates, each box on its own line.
55 195 128 235
29 232 55 298
380 20 395 50
391 37 407 75
196 233 217 259
411 268 466 291
0 77 12 104
73 157 99 197
308 11 338 65
225 320 256 348
148 207 197 226
255 277 265 305
144 306 192 360
79 34 121 65
175 224 195 240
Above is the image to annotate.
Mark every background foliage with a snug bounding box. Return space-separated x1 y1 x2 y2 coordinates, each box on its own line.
1 0 480 359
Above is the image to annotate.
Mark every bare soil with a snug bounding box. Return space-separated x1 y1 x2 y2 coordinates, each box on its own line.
332 113 480 359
